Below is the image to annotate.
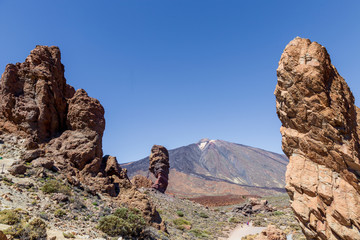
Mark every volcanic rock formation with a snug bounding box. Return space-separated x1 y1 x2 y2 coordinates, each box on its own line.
149 145 170 193
132 175 153 188
0 46 162 228
275 37 360 239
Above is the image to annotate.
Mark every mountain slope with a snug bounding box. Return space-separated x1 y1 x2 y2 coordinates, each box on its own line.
122 139 288 197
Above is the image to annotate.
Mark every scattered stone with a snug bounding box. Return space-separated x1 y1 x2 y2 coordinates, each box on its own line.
232 198 273 216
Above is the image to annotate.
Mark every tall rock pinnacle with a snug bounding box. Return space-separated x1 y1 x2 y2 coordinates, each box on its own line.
275 37 360 239
149 145 170 193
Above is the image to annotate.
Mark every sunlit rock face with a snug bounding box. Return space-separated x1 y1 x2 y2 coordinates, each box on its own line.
275 37 360 239
0 46 165 230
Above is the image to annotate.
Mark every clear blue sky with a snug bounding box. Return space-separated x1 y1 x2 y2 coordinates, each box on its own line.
1 1 360 163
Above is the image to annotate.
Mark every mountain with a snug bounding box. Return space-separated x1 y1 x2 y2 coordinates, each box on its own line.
122 139 288 197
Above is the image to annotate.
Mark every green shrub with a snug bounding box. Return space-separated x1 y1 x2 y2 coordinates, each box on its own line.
28 218 47 240
199 212 209 218
54 209 67 218
4 218 47 240
63 232 75 238
176 210 184 217
189 229 210 238
272 211 284 216
2 177 13 186
41 179 71 195
114 208 128 219
228 217 240 223
173 218 191 226
98 207 146 237
0 210 20 225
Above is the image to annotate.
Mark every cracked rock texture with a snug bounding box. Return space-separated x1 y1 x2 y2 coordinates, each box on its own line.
0 46 163 229
149 145 170 193
275 37 360 239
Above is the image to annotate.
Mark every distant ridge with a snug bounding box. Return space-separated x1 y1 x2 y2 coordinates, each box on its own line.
122 139 288 197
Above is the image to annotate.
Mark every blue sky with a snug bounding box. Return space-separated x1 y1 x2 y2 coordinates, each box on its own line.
1 1 360 163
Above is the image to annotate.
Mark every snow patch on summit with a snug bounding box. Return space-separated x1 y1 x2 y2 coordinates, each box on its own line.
198 139 216 150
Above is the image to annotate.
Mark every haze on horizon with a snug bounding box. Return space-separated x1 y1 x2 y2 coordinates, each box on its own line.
0 1 359 163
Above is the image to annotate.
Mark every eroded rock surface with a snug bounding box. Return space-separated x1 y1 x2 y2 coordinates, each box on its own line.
0 46 162 229
255 225 286 240
149 145 170 193
275 37 360 239
132 175 154 188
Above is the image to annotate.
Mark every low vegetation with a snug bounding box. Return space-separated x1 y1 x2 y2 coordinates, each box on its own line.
63 232 75 238
176 210 184 217
173 218 191 230
189 229 210 238
4 218 47 240
54 209 67 218
97 207 146 237
41 179 71 195
0 209 21 225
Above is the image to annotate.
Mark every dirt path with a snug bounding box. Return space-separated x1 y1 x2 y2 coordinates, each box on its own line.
227 222 266 240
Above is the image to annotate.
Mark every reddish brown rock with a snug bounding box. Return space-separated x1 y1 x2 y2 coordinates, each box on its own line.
0 46 163 229
149 145 169 193
0 46 73 142
255 225 286 240
0 230 8 240
132 175 153 188
31 158 54 170
8 164 27 175
275 37 360 239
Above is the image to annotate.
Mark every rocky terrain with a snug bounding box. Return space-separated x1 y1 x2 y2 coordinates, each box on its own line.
0 46 165 239
123 139 288 197
275 37 360 239
142 190 305 240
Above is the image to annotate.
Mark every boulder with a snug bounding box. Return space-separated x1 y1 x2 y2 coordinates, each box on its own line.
255 225 286 240
51 193 69 202
8 164 27 175
32 158 54 170
149 145 169 193
275 37 360 239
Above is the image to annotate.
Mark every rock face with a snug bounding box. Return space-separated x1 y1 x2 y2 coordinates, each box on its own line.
275 37 360 239
132 175 153 188
149 145 169 193
0 46 163 229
